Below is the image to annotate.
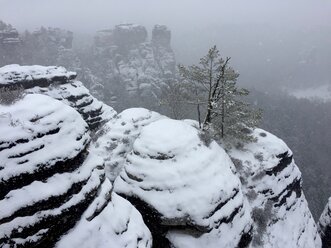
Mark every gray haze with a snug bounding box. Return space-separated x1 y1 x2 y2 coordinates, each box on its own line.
1 0 331 88
1 0 331 32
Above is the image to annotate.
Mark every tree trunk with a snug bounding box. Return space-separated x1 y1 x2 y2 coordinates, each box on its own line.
197 103 201 128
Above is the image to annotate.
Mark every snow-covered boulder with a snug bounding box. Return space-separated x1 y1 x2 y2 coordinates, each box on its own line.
0 64 116 130
91 108 164 182
229 128 321 248
0 94 151 248
318 197 331 247
114 119 252 247
0 64 76 87
0 94 92 246
56 183 152 248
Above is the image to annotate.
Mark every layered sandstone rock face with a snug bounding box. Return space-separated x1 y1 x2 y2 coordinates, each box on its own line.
0 20 21 66
92 24 176 109
114 119 253 248
0 64 323 248
0 94 151 248
0 94 95 247
318 198 331 248
0 64 116 131
229 129 321 248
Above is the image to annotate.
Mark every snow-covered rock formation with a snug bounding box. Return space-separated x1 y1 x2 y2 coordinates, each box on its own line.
229 128 321 248
0 20 21 66
91 24 176 109
21 26 74 67
0 94 151 248
0 64 116 130
0 64 323 248
91 108 164 182
318 198 331 247
114 119 252 247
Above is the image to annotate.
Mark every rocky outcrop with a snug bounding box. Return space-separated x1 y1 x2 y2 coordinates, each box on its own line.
21 27 74 66
0 21 176 110
152 25 171 48
0 20 21 66
0 21 81 80
56 187 152 248
318 198 331 247
0 21 20 45
91 24 176 109
31 27 73 49
91 108 164 182
114 119 252 247
0 93 91 247
0 64 116 131
0 94 151 248
229 128 321 248
0 64 324 247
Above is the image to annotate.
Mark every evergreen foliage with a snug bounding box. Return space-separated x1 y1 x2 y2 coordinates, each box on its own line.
176 45 262 143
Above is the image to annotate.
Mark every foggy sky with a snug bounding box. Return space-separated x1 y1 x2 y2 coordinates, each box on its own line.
1 0 331 33
1 0 331 88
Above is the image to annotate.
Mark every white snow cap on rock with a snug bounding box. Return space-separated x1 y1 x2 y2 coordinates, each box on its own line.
91 107 164 182
229 128 321 248
56 181 152 248
114 119 252 248
0 64 116 130
0 64 76 85
27 80 117 129
0 94 89 181
0 94 152 248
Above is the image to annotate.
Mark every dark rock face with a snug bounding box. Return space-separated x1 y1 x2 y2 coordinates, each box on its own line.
91 24 176 110
229 128 321 248
0 20 21 66
0 94 152 248
114 119 252 248
152 25 171 47
0 21 75 67
113 24 148 51
0 65 117 131
32 27 73 49
95 24 147 49
21 27 74 66
0 21 176 111
318 198 331 248
0 21 20 43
